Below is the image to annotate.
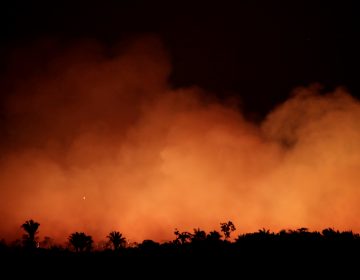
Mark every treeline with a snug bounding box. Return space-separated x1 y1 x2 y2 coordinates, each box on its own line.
1 219 359 255
2 219 360 278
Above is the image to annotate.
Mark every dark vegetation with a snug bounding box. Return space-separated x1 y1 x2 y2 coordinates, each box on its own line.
1 219 359 276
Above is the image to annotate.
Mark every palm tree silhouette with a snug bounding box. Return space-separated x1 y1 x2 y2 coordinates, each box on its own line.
68 232 93 252
107 231 126 251
21 219 40 249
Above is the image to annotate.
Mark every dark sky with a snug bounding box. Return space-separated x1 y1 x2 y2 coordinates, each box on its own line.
1 0 358 119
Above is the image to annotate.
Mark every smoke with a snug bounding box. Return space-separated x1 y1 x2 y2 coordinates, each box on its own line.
0 36 359 243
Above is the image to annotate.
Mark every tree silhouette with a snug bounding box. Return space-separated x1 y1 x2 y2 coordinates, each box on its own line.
192 228 206 242
220 221 236 240
68 232 93 252
258 228 271 235
40 236 54 249
107 231 126 251
138 239 160 252
322 227 338 239
207 230 222 242
21 219 40 249
256 228 274 241
297 227 309 233
174 229 192 245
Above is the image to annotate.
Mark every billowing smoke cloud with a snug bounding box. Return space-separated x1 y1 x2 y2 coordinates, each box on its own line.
0 36 359 244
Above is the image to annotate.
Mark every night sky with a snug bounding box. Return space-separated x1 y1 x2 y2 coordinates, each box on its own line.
1 1 358 119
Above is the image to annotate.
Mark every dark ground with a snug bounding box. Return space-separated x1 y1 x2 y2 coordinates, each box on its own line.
1 239 359 277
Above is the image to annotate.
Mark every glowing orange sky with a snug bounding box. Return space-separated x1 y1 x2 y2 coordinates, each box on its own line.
0 36 360 244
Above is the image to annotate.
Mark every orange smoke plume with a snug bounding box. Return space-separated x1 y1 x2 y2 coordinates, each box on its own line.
0 37 359 243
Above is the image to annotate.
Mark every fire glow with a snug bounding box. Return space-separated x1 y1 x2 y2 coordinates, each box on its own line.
0 37 359 243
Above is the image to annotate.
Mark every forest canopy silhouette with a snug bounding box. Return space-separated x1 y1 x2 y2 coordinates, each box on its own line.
2 219 359 253
2 219 359 278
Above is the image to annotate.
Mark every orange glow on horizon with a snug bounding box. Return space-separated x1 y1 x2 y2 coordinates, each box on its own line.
0 37 360 244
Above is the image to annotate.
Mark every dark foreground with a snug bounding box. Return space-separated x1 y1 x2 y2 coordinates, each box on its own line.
1 239 359 278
